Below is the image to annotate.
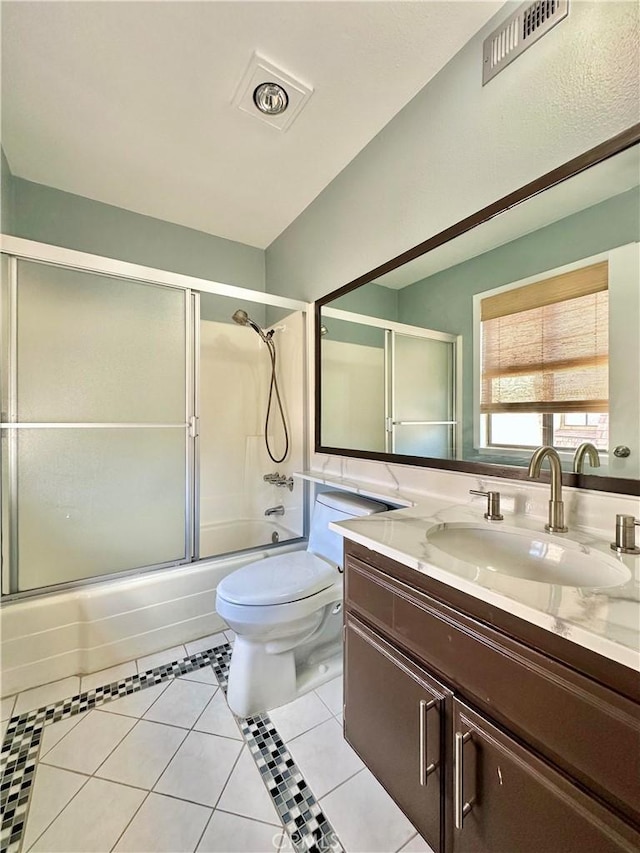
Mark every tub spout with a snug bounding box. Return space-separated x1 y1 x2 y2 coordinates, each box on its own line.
265 505 285 517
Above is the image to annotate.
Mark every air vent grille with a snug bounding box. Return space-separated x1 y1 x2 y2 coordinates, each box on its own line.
483 0 569 85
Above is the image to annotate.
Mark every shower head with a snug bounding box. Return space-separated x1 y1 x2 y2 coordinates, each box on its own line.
231 309 271 343
232 309 250 326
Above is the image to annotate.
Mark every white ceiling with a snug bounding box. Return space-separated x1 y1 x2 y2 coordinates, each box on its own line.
1 1 503 249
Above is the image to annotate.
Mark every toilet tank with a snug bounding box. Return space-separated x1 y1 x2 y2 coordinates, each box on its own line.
307 491 387 568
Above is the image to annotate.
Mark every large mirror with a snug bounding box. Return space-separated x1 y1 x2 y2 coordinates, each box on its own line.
316 128 640 494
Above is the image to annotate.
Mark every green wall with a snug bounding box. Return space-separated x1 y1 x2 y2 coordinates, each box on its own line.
1 148 14 233
6 175 265 291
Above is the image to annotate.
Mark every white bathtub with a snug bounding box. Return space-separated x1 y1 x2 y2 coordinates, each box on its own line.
199 519 298 557
1 539 304 698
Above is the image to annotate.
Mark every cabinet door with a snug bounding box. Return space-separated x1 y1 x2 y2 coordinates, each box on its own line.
452 699 639 853
344 613 451 852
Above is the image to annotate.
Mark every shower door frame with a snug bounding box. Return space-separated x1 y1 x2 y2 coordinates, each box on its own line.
320 306 463 457
385 327 460 456
0 235 308 600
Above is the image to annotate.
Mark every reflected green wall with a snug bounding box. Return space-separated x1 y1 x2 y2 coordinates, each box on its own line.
397 187 640 459
331 283 398 322
324 282 397 347
320 316 386 348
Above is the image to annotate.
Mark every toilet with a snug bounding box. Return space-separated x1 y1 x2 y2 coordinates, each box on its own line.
216 491 387 717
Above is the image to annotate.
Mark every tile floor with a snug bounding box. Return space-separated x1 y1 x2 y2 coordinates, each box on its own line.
1 632 435 853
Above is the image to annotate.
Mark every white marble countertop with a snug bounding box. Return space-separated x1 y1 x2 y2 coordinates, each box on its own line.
330 498 640 673
293 470 416 507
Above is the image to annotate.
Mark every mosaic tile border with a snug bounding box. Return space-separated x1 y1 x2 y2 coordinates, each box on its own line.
0 643 344 853
0 649 218 853
182 644 343 853
242 715 342 853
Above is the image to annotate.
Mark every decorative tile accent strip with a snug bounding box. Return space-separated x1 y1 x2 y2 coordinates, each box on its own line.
241 715 342 853
213 650 343 853
0 726 39 853
210 644 233 692
0 642 345 853
0 649 216 853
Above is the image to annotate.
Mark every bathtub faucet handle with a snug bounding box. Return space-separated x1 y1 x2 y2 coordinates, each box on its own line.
263 473 294 491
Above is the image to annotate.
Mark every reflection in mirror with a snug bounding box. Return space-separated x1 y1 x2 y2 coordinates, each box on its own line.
321 315 460 457
318 139 640 485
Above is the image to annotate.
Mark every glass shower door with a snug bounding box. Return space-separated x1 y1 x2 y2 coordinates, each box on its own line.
386 330 457 457
1 259 190 593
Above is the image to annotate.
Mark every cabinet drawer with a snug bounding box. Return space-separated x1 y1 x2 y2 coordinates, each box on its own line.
345 555 640 827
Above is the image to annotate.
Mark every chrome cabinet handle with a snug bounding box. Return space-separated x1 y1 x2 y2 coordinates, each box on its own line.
418 698 438 786
454 731 472 829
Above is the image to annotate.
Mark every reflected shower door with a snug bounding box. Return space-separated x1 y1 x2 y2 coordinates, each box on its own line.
1 260 190 592
387 331 457 457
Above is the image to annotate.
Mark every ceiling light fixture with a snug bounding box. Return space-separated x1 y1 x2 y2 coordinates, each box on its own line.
233 53 313 131
253 82 289 116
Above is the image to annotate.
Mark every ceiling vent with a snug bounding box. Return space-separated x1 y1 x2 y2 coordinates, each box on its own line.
233 53 313 131
482 0 569 85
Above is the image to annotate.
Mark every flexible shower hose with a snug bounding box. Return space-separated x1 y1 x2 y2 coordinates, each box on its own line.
264 335 290 464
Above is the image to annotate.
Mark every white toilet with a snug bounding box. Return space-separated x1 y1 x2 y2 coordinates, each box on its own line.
216 491 386 717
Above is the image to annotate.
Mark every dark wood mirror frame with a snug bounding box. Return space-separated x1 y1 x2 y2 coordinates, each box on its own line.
315 124 640 497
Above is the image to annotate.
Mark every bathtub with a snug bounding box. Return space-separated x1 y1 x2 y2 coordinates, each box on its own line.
199 519 297 557
1 538 304 698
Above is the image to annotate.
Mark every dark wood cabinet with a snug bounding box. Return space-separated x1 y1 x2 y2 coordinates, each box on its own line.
452 699 638 853
343 540 640 853
344 613 451 852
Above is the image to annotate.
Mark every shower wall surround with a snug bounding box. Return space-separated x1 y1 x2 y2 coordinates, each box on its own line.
199 311 305 548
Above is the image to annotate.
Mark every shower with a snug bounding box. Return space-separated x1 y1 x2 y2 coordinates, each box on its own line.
231 309 290 464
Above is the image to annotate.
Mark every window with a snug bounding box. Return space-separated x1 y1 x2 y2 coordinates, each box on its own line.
479 261 609 452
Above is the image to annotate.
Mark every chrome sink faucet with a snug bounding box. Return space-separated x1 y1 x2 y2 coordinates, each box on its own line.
573 442 600 474
527 446 569 533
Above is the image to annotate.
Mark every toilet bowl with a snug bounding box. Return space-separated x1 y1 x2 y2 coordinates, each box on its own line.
216 491 386 717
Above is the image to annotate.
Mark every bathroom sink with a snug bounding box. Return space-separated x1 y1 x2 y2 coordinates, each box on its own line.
425 523 631 588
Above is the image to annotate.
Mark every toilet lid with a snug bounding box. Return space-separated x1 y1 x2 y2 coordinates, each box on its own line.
217 552 338 606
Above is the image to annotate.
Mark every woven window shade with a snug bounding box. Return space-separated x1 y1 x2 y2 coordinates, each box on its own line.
480 262 608 414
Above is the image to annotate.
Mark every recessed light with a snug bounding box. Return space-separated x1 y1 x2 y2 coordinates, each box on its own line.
233 53 313 131
253 82 289 116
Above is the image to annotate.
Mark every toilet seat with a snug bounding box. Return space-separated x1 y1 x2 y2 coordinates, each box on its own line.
216 579 342 634
216 551 337 607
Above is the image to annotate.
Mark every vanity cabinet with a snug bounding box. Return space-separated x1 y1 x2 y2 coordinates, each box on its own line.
344 614 450 852
343 541 640 853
